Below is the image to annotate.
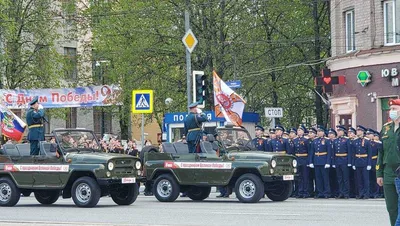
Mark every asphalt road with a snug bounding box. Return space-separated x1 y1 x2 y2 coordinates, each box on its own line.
0 191 390 226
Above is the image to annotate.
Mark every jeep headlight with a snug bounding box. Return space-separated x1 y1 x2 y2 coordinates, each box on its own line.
292 159 298 168
135 161 142 170
271 159 277 168
108 162 115 171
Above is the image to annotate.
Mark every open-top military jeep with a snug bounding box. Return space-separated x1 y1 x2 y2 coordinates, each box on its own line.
141 125 297 203
0 129 141 207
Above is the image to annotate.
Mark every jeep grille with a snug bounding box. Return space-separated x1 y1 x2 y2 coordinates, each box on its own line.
113 159 134 175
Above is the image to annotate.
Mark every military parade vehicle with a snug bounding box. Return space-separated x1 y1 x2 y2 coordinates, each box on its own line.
0 129 141 207
140 125 297 203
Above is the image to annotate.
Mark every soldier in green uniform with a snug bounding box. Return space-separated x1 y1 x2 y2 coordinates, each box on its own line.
377 99 400 226
26 96 45 155
60 132 73 149
184 102 208 153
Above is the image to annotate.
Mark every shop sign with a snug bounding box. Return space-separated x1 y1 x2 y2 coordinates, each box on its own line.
381 67 399 87
357 71 371 87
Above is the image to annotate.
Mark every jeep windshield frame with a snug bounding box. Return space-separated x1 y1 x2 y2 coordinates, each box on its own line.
53 129 102 153
216 127 255 151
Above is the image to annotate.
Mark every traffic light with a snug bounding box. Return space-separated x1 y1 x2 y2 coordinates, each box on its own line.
192 70 206 108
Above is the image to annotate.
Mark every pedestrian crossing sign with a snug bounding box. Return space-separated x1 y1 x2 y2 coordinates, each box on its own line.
131 90 154 114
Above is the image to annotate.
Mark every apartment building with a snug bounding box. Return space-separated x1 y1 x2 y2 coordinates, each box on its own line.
328 0 400 130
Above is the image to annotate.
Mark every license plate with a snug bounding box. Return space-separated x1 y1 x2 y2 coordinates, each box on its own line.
283 175 294 181
122 177 136 184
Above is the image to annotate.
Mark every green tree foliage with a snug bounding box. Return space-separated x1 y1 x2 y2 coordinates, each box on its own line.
81 0 331 137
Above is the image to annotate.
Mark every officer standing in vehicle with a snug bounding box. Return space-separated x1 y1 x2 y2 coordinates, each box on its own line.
184 103 208 153
26 96 45 155
332 125 352 199
267 125 290 154
293 125 310 198
252 125 265 151
377 99 400 226
309 126 331 199
352 125 372 199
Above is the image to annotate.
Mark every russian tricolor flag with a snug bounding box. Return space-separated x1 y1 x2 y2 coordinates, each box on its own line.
0 103 26 142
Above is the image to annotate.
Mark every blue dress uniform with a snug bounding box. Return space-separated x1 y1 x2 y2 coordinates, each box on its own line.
369 130 381 198
332 125 352 198
184 103 208 153
252 125 265 151
293 126 310 198
308 127 317 197
328 128 339 198
26 97 45 155
267 126 291 154
348 127 358 198
352 126 372 199
309 126 332 198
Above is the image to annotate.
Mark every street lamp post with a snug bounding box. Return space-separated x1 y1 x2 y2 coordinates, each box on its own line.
95 60 108 138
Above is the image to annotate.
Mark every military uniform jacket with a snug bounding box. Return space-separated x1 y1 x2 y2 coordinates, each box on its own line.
332 136 352 166
252 137 265 151
26 108 45 141
377 121 400 185
267 137 291 154
184 112 208 142
293 136 309 166
352 137 372 167
370 140 382 167
309 137 331 166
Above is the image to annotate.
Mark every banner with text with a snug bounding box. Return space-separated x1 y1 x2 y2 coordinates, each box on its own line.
0 85 122 109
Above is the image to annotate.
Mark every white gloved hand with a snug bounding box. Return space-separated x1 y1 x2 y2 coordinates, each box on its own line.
347 164 352 167
196 108 202 114
309 164 314 168
324 164 330 169
352 166 356 170
38 104 44 110
367 165 371 171
332 165 336 168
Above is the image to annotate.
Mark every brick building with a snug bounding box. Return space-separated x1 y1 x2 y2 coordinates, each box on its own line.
328 0 400 130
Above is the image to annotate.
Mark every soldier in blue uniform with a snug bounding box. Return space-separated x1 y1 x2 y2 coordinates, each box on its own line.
26 96 45 155
309 125 332 198
252 125 265 151
293 125 310 198
288 128 297 155
328 128 339 198
347 127 358 198
352 125 372 199
269 128 276 140
184 103 208 153
332 125 352 199
367 129 381 198
307 127 317 197
267 125 290 154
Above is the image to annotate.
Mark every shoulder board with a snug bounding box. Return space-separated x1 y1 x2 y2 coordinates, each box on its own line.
383 121 393 126
374 140 382 144
364 137 370 140
353 137 359 140
343 136 349 139
304 136 309 139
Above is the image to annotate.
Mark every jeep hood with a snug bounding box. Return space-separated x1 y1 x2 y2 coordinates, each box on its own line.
228 151 287 160
65 152 138 164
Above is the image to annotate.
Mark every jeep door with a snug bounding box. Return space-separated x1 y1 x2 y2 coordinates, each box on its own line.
193 153 232 185
32 155 68 188
6 156 35 187
164 154 197 184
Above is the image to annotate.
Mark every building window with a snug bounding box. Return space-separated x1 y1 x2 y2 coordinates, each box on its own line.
345 10 355 52
66 108 77 128
64 47 77 79
93 107 112 135
384 0 400 45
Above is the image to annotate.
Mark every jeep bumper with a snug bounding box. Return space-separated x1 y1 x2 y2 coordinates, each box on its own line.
97 178 138 186
262 175 299 182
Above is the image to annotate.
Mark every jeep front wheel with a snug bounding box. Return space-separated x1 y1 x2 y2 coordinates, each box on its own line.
265 181 292 201
34 190 60 205
71 176 101 208
153 174 180 202
0 177 20 207
234 173 264 203
187 186 211 201
111 184 139 205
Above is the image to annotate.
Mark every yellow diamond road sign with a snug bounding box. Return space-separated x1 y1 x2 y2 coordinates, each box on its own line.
182 29 198 53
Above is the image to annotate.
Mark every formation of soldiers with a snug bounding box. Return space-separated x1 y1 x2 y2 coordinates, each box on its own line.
252 124 383 199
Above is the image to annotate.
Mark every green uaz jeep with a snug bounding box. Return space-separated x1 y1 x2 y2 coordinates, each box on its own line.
0 129 141 207
141 126 297 203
